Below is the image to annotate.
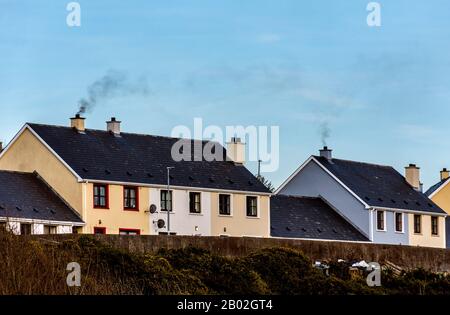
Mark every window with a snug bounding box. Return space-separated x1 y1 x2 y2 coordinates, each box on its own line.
0 222 6 231
124 186 139 210
119 229 140 236
431 216 439 236
376 210 385 231
414 215 421 234
246 196 258 217
395 213 403 232
20 223 32 235
189 192 201 214
94 184 108 208
219 194 231 215
93 227 106 234
161 190 173 212
44 225 57 235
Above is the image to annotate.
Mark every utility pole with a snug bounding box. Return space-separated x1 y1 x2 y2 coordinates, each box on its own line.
166 166 174 235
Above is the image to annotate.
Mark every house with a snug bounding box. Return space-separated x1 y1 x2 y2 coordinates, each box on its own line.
0 170 84 234
425 168 450 248
0 115 271 236
275 147 447 248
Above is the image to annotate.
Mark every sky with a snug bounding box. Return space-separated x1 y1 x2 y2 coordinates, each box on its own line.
1 0 450 190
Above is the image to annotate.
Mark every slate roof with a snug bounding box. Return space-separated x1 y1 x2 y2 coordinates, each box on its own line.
0 170 83 223
270 195 369 241
425 180 447 197
26 123 270 193
313 156 446 214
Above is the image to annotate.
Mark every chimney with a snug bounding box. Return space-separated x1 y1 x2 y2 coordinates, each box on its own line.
441 168 449 181
405 164 421 191
70 114 85 133
226 137 245 164
319 146 332 160
107 117 121 136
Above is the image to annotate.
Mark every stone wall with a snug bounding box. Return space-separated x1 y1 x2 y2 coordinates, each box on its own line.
36 235 450 272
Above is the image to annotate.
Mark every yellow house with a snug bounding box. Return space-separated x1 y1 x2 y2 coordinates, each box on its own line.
0 116 271 237
425 168 450 248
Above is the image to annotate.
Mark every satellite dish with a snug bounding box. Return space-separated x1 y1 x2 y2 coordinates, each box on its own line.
149 204 157 214
157 219 165 229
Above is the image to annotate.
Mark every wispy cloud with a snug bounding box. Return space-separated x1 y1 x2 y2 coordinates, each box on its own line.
397 123 438 141
256 33 282 44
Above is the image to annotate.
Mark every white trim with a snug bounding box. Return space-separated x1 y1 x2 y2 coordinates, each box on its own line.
217 193 233 217
245 195 260 218
373 205 446 217
275 156 370 209
427 178 450 198
369 208 374 241
0 216 84 226
0 124 83 181
394 212 404 233
375 210 386 232
85 178 272 196
188 190 202 214
270 236 371 244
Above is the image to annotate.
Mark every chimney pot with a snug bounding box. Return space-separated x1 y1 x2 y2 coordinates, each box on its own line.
70 114 86 132
440 168 449 181
107 117 121 136
227 137 245 164
319 146 332 160
405 164 421 191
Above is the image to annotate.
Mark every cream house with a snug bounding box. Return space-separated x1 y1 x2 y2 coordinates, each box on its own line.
0 116 271 237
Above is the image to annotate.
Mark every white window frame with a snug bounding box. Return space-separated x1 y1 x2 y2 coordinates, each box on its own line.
246 195 260 219
218 193 233 217
431 216 439 237
394 212 404 233
188 190 202 215
375 210 386 232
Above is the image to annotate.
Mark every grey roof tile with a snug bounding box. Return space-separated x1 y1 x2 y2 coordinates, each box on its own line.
271 195 369 241
0 171 83 223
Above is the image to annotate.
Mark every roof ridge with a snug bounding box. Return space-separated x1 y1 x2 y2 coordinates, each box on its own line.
313 155 394 169
26 122 223 145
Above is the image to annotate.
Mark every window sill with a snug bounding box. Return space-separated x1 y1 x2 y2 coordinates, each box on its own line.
375 229 386 232
218 214 233 217
124 208 139 212
189 212 203 216
246 216 260 219
395 231 405 234
431 234 440 237
94 207 109 210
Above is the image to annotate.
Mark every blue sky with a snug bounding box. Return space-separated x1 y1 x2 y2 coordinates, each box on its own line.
1 0 450 189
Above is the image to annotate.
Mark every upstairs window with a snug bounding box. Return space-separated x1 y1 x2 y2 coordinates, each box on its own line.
189 192 201 214
246 196 258 217
161 190 173 212
431 216 439 236
376 210 385 231
219 194 231 215
94 184 108 208
414 215 421 234
395 212 403 232
124 186 138 210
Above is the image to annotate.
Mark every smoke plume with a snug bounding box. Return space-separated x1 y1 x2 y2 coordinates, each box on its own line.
319 121 331 147
77 70 149 115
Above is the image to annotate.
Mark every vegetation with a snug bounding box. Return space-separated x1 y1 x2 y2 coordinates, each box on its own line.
0 230 449 295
